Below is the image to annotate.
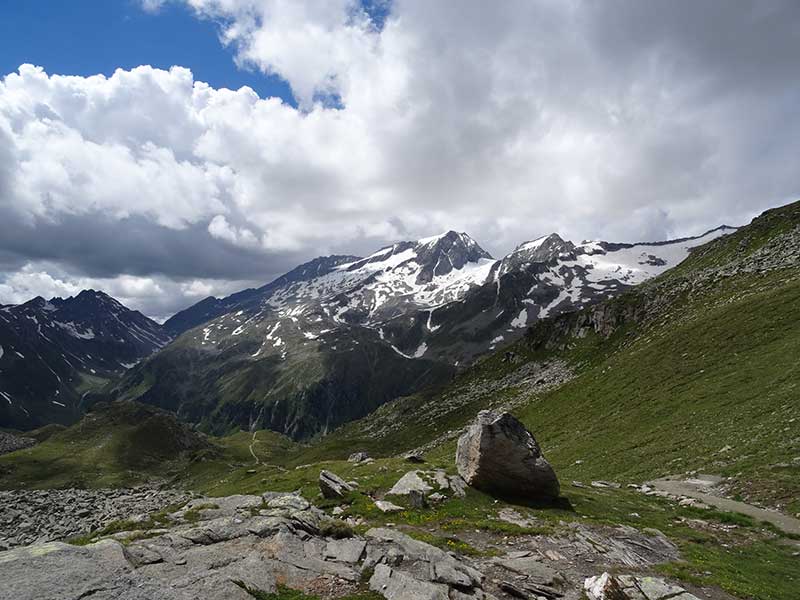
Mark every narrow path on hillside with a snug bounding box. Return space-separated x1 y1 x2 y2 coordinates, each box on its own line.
650 476 800 536
248 431 260 465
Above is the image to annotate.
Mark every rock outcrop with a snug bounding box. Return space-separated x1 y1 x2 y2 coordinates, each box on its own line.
456 411 560 500
584 572 702 600
0 492 497 600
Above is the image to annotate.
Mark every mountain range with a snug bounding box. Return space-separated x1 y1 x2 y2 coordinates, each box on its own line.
108 226 733 438
0 225 735 434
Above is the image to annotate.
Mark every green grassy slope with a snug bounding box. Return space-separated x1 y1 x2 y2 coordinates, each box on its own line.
0 401 220 488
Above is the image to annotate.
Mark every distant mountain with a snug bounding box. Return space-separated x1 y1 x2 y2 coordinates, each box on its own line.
112 226 734 439
0 290 171 429
163 255 360 336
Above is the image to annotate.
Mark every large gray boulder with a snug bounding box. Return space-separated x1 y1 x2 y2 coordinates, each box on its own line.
456 411 559 500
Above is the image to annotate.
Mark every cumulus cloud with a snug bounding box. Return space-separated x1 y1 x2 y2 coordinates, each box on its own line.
1 0 799 317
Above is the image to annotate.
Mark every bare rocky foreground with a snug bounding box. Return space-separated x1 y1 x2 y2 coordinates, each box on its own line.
0 487 194 550
0 489 707 600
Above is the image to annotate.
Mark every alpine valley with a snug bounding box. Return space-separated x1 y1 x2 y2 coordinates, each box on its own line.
1 200 798 600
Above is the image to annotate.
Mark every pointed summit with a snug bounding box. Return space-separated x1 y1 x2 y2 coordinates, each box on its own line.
500 233 575 275
413 231 492 283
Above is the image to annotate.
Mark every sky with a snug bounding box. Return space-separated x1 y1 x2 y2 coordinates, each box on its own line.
0 1 798 320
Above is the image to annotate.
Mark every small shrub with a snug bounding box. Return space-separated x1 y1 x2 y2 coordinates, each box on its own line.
319 519 355 539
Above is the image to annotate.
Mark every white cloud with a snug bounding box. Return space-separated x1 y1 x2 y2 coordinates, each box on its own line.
2 1 800 317
0 262 260 321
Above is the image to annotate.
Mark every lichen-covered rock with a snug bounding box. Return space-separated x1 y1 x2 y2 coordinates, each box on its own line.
456 411 559 500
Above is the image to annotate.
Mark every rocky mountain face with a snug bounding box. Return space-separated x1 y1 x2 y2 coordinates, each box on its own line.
112 227 733 439
0 291 171 429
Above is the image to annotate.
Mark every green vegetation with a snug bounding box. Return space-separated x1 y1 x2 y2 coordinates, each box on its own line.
234 582 382 600
0 401 218 489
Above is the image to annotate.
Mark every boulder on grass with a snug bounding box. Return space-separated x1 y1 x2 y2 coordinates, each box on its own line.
348 452 370 463
456 411 559 500
319 470 354 499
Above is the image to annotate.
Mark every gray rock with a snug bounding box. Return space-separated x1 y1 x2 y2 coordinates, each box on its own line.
348 452 370 462
0 487 193 549
266 494 310 512
387 471 434 496
408 490 428 509
369 563 450 600
584 572 701 600
404 451 426 463
319 470 353 499
323 538 366 563
1 491 500 600
493 555 563 587
0 431 36 456
456 411 560 500
375 500 404 513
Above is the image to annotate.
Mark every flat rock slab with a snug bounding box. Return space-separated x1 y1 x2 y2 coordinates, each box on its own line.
493 555 563 586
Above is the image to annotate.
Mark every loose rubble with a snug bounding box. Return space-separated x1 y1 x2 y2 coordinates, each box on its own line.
0 487 193 550
0 430 36 456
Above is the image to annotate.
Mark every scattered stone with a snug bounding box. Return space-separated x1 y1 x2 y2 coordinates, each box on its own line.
0 431 36 456
0 487 193 549
348 452 370 463
374 500 404 513
387 471 433 496
590 481 620 489
456 411 560 500
497 508 537 528
319 470 353 499
403 451 426 463
3 492 505 600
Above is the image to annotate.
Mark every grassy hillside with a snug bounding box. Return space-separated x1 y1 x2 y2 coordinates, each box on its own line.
0 401 220 488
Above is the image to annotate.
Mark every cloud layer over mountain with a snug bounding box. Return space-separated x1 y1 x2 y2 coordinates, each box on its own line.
1 0 798 318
